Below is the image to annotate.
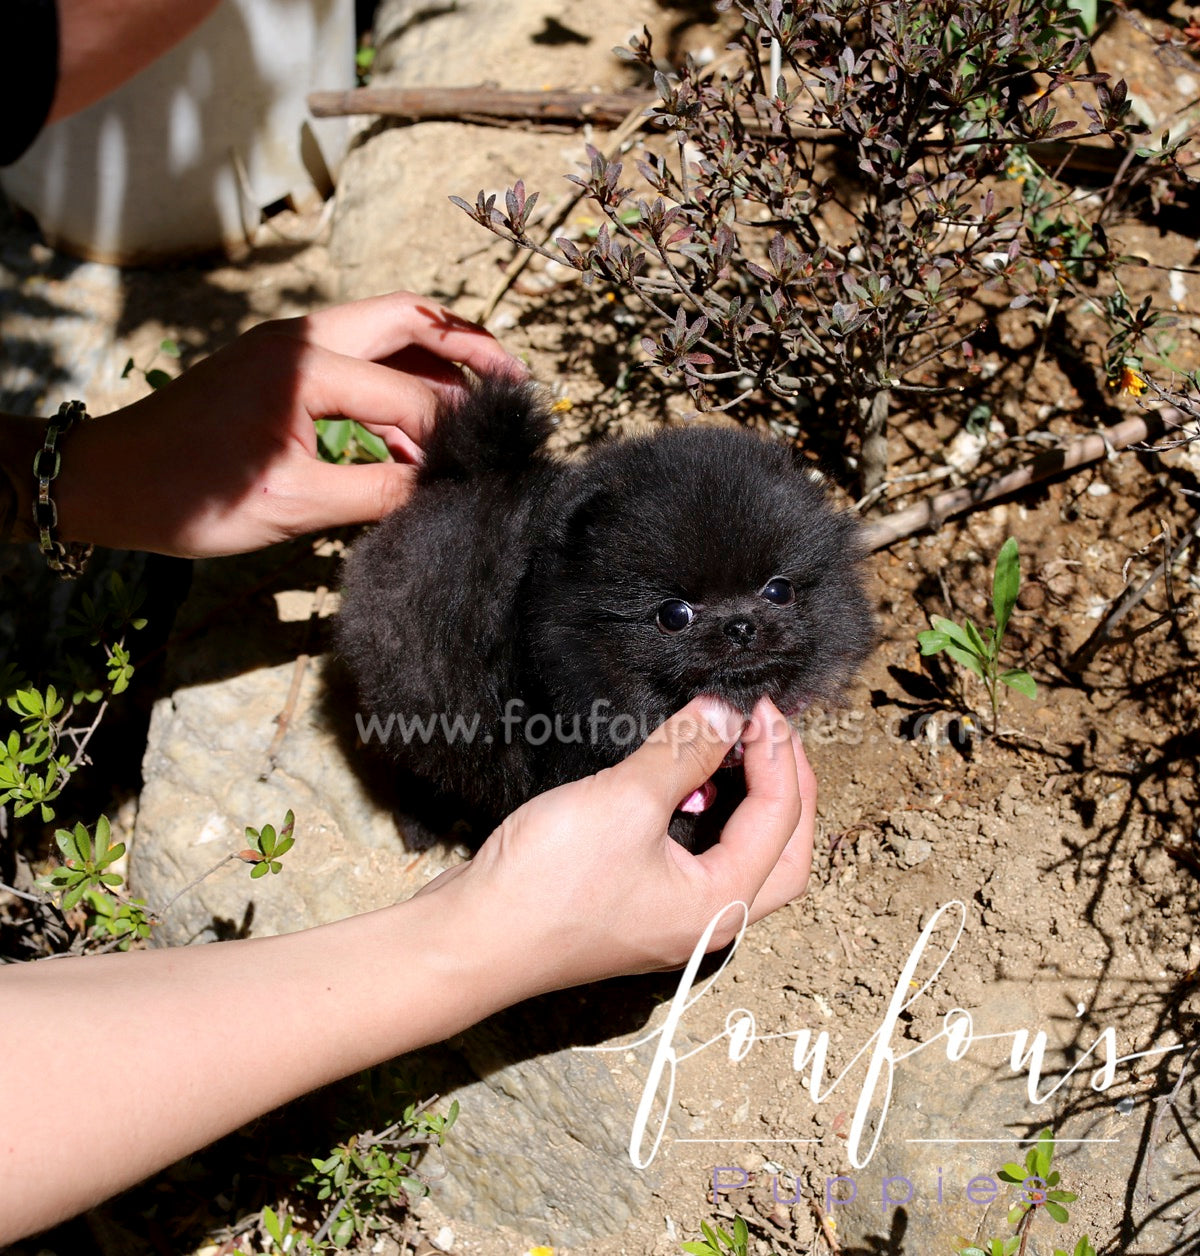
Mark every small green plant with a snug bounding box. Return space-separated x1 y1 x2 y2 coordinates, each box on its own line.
998 1129 1078 1228
242 808 296 878
355 42 375 85
25 803 296 953
955 1129 1092 1256
261 1204 302 1254
918 537 1038 732
41 814 124 911
0 571 148 823
121 337 181 391
681 1214 753 1256
298 1098 460 1249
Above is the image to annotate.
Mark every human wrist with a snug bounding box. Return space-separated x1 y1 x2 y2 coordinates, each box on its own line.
393 874 553 1027
0 414 48 544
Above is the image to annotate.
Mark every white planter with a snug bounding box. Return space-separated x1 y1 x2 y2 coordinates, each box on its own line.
0 0 354 263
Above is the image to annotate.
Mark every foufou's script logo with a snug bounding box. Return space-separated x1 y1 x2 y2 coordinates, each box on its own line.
582 901 1185 1169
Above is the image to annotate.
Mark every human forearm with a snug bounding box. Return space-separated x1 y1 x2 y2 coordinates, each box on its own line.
0 698 814 1243
50 0 223 123
0 892 519 1243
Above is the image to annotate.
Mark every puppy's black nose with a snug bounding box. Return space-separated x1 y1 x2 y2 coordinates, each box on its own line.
723 616 757 647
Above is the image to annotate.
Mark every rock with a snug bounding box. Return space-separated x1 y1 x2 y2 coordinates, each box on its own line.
330 123 569 302
132 653 459 944
328 0 651 307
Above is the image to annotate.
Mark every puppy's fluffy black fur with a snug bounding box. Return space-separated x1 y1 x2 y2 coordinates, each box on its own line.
336 374 874 844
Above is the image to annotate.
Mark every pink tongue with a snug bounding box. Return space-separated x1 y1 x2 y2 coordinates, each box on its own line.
679 780 718 814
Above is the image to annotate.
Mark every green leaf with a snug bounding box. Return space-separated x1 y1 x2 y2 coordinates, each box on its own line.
931 617 985 659
963 616 990 659
121 357 135 379
733 1215 749 1247
160 338 181 357
944 640 987 680
999 669 1038 699
999 1162 1027 1183
1007 1204 1027 1226
352 423 390 462
1044 1200 1069 1224
680 1244 716 1256
993 537 1020 641
251 862 269 879
317 417 353 462
1035 1128 1055 1178
918 629 950 654
145 369 174 391
1048 1189 1077 1203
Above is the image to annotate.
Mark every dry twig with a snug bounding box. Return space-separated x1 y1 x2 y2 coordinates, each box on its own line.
861 410 1172 551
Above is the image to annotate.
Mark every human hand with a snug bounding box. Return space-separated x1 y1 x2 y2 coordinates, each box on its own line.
55 291 522 557
416 696 815 1002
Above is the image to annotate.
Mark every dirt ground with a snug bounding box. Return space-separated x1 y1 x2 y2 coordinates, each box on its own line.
4 2 1200 1255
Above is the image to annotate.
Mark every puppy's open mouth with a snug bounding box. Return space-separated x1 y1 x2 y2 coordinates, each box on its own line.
679 740 745 814
676 700 808 817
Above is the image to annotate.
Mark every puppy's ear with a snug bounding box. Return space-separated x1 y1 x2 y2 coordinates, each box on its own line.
558 481 615 554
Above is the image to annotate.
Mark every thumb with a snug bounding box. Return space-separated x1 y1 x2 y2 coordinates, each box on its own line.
299 460 419 531
613 696 748 820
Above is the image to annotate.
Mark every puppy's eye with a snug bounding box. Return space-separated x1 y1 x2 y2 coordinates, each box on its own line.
760 577 795 606
656 599 695 633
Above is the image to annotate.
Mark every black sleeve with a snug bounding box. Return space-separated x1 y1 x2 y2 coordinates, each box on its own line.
1 0 59 166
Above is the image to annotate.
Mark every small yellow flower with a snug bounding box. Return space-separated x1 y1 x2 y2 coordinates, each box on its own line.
529 1247 555 1256
550 398 573 414
1115 365 1147 397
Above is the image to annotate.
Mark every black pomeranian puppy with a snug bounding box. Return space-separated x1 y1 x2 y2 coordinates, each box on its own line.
336 373 874 847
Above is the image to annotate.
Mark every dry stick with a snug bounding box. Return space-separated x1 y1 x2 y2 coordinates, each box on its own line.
309 86 663 128
859 409 1172 553
309 85 832 143
478 100 650 325
261 585 329 778
307 86 1140 178
1140 1042 1199 1210
1068 511 1200 670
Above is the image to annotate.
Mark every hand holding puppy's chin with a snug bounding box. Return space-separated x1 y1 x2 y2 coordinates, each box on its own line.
415 697 815 994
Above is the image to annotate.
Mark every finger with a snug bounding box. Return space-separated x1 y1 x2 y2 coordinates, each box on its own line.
377 345 471 397
746 730 816 920
289 292 524 377
286 459 419 532
615 696 748 823
695 699 802 893
296 345 443 446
